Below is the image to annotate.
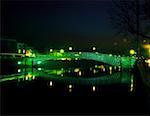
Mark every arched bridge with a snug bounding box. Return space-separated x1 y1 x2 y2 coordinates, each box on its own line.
26 52 136 68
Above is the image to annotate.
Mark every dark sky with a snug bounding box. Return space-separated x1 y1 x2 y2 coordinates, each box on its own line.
2 0 118 50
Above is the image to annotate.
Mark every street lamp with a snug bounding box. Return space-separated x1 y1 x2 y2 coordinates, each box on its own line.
69 47 72 51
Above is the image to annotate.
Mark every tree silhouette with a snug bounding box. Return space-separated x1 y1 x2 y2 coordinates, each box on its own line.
110 0 150 56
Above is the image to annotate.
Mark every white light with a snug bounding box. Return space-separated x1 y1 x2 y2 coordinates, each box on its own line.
75 58 78 60
92 47 96 51
18 69 21 73
38 68 42 70
79 52 82 54
50 81 53 86
69 47 72 51
23 49 26 54
103 68 105 72
50 49 53 52
109 66 112 71
69 84 72 89
92 86 96 92
79 71 82 76
61 74 63 77
93 69 96 74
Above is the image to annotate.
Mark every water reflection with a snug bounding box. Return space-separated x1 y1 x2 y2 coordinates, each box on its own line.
0 67 135 96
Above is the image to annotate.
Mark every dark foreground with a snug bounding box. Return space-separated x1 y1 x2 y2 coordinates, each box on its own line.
1 70 150 115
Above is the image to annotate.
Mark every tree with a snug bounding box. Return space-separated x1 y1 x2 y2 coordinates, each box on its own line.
110 0 150 56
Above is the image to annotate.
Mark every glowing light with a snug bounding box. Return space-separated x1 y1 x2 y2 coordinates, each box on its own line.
61 58 66 60
145 59 150 67
74 68 80 72
25 76 28 80
67 58 71 61
17 61 21 65
79 52 82 54
130 76 134 92
37 61 41 64
18 69 21 73
61 74 63 77
26 50 32 57
109 54 112 56
69 47 72 51
79 71 82 76
129 49 136 55
103 68 105 72
95 65 98 68
69 84 72 89
93 69 96 74
75 58 78 60
143 39 146 43
69 89 72 92
143 44 150 49
23 49 26 54
109 71 112 75
33 75 35 80
50 49 53 52
18 49 21 54
92 47 96 51
60 49 64 53
37 68 42 71
109 66 112 71
26 74 32 79
92 86 96 92
50 81 53 86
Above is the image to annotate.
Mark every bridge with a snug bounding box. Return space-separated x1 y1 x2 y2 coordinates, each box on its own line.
25 52 136 68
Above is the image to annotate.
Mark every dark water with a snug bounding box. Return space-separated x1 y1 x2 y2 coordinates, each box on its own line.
1 60 150 115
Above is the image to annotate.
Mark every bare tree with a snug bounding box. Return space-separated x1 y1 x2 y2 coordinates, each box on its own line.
110 0 150 56
110 0 150 40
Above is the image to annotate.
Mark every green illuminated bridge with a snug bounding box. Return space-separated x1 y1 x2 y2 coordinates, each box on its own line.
26 52 136 68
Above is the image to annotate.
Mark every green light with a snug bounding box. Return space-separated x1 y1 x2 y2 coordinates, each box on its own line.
109 54 112 56
37 61 41 64
17 61 21 65
18 49 21 54
60 49 64 53
37 68 42 70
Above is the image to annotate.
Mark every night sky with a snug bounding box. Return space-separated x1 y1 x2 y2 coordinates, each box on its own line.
2 0 130 52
